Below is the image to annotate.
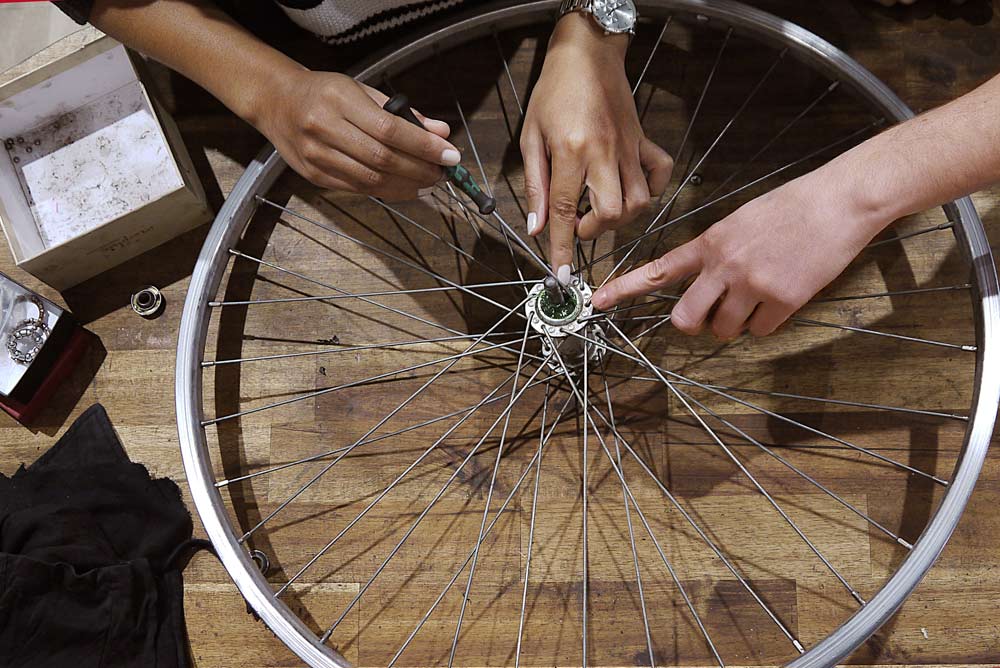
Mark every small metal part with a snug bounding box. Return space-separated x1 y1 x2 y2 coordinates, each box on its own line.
12 157 19 164
3 139 13 150
689 173 703 185
24 147 32 154
382 93 496 215
526 280 605 375
131 285 165 318
543 275 565 305
6 295 49 365
15 136 23 144
33 139 40 146
250 549 271 576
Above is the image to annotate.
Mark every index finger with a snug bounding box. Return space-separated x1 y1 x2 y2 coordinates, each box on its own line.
591 238 704 310
547 150 585 276
355 102 462 168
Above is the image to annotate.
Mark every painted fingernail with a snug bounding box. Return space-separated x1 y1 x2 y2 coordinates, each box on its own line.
527 212 539 235
557 264 572 286
441 148 461 166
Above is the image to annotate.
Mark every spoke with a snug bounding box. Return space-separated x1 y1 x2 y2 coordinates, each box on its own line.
493 26 523 116
387 393 575 667
277 335 529 595
792 316 976 351
702 81 840 202
231 249 470 338
581 339 590 668
368 196 512 280
567 323 949 485
674 28 731 168
321 354 554 642
667 383 865 605
632 17 672 96
684 397 914 549
865 221 953 249
603 295 976 351
208 280 532 307
589 377 803 653
448 323 533 666
514 382 549 668
600 370 655 667
214 370 565 488
542 334 725 667
617 374 967 422
812 283 971 303
603 47 786 286
586 120 882 269
204 331 524 367
235 304 533 542
255 197 526 319
446 180 485 239
204 336 527 427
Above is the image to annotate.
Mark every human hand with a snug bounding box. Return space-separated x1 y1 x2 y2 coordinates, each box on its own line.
591 169 886 338
255 70 460 199
521 13 674 279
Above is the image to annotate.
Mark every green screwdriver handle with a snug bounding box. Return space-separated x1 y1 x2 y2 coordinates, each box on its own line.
382 93 496 215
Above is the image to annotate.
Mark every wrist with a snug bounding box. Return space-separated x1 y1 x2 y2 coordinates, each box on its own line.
550 11 629 61
233 55 308 130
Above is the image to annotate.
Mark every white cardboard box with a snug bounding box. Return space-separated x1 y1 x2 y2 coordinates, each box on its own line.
0 36 211 290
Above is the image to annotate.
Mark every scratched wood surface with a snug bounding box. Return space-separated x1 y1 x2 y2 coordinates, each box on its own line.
2 2 1000 667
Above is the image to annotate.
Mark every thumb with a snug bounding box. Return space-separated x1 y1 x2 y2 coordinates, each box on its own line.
592 238 703 310
520 129 550 237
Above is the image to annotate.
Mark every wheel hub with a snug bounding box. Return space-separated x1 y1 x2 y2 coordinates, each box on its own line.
525 278 607 373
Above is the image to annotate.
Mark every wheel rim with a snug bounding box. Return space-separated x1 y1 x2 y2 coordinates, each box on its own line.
175 2 1000 667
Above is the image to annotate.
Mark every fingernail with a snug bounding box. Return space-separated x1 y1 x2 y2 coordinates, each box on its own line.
591 289 607 310
557 264 572 286
527 212 539 235
417 187 433 198
441 148 461 166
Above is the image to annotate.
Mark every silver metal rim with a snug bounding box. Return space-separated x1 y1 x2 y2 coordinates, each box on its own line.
175 2 1000 667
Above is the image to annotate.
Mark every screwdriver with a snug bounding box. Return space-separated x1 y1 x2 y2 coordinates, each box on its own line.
382 93 496 215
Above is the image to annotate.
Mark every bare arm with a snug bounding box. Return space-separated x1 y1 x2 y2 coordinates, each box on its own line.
89 0 460 199
592 72 1000 338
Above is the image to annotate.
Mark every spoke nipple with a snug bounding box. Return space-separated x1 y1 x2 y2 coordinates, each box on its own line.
793 639 805 654
898 538 914 550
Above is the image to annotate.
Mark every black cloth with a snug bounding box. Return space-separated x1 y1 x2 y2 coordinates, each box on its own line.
0 405 198 668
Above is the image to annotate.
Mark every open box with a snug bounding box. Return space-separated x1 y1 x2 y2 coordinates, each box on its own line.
0 36 211 290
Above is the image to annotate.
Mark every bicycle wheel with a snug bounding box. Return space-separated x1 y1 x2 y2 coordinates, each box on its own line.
176 2 1000 667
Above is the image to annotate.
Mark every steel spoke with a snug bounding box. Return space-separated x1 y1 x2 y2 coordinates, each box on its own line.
321 354 553 642
277 332 529 595
793 316 976 351
565 323 949 485
214 370 565 488
542 334 726 667
368 196 512 281
514 382 549 668
204 331 524 367
235 303 533 542
255 197 527 319
208 280 532 307
865 221 953 249
632 17 672 96
448 323 533 666
812 283 971 303
600 370 655 667
587 381 804 652
586 120 882 269
604 47 786 286
386 393 575 667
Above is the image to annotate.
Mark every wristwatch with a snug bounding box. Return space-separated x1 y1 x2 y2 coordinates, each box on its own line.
558 0 638 35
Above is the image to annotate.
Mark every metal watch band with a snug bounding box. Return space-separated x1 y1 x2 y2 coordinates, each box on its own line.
559 0 592 17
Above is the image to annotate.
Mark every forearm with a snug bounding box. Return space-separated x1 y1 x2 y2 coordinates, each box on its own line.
811 72 1000 234
89 0 304 127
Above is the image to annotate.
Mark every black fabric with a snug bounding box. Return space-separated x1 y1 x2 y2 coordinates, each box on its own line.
0 404 198 668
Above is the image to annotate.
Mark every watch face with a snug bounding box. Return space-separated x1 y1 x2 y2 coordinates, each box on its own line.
591 0 637 33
